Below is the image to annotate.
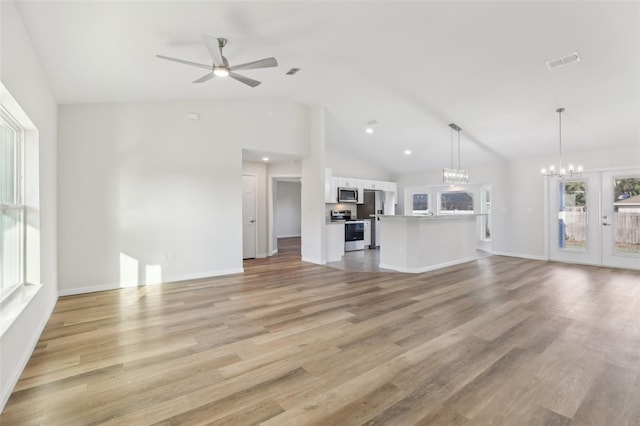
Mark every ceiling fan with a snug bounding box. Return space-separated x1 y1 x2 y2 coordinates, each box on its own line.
156 36 278 87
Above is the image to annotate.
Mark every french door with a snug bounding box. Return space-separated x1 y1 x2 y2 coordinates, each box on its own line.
548 169 640 270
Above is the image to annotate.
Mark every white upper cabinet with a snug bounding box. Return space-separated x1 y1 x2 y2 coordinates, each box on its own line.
328 175 397 205
336 177 358 188
361 180 382 190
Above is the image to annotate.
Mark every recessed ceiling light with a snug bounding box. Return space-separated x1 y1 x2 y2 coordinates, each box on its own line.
365 119 378 134
404 150 412 155
262 157 269 162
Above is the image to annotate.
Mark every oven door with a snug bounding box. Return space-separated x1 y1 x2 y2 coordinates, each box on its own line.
345 222 365 251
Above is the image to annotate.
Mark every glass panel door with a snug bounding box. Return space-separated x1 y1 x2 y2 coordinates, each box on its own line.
601 170 640 269
548 173 600 265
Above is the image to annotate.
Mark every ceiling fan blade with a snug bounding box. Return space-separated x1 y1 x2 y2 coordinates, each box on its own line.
202 35 225 66
230 57 278 72
156 55 211 70
193 72 215 83
229 72 261 88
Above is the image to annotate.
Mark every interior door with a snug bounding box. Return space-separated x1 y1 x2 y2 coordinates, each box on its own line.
548 173 600 265
601 169 640 269
242 174 257 259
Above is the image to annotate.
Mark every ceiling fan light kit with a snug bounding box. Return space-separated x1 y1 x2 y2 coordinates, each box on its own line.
156 36 278 87
442 123 469 184
541 108 583 178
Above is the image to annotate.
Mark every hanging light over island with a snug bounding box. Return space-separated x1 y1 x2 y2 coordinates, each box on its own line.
443 123 469 184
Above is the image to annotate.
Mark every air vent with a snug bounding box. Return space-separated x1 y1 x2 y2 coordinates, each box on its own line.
286 68 300 75
546 51 581 70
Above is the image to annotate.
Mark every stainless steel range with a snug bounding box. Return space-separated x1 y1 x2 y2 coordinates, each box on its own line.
330 210 365 251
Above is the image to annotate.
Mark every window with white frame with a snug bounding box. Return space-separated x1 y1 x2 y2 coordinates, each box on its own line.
481 187 491 240
1 106 25 300
412 193 430 215
439 191 474 215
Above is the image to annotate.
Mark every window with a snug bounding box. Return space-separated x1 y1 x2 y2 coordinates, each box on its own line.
1 106 24 299
558 180 587 252
412 193 430 215
440 191 474 215
481 187 491 240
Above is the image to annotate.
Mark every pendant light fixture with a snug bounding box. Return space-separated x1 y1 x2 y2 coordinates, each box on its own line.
541 108 583 178
443 123 469 184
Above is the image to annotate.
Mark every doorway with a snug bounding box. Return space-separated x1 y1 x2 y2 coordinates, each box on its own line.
269 177 301 255
242 174 257 259
547 168 640 269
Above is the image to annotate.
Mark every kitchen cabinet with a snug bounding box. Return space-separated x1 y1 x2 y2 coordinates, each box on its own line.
326 223 345 262
383 181 398 193
336 177 358 188
327 175 397 206
363 219 371 248
361 179 383 190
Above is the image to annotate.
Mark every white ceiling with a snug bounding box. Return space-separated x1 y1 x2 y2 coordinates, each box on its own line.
15 1 640 175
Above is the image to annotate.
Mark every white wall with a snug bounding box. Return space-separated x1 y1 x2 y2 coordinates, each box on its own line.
326 143 392 181
301 105 327 264
0 0 58 411
274 181 301 238
242 161 268 258
58 100 309 294
268 161 301 176
395 144 640 260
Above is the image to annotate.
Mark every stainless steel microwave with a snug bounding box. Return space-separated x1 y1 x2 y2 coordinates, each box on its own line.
338 187 358 203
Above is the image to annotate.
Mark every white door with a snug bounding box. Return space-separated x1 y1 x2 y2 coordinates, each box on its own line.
601 169 640 269
548 173 600 265
548 170 640 270
242 174 257 259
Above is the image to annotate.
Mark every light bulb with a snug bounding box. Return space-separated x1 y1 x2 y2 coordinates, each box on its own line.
560 168 566 175
404 150 412 155
549 165 555 172
262 157 269 162
213 67 229 77
577 165 583 172
365 127 374 134
568 164 575 171
541 168 547 174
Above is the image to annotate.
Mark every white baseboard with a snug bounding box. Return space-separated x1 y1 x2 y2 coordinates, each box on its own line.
491 251 546 261
271 249 278 255
379 256 478 274
0 291 56 412
301 256 325 265
277 234 301 238
58 282 120 296
58 268 245 297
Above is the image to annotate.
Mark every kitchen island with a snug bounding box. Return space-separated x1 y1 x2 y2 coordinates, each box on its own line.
379 214 483 273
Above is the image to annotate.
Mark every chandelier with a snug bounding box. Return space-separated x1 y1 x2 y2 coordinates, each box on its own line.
541 108 583 178
443 123 469 184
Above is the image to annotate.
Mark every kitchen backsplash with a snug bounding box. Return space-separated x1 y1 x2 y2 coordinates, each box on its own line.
325 204 357 221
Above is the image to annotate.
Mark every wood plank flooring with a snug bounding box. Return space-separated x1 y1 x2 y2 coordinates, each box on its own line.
3 238 640 425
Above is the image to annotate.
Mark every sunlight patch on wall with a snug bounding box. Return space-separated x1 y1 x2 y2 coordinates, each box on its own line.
119 252 138 288
145 264 162 285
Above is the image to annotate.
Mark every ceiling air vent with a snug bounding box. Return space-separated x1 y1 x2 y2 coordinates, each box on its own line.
286 68 300 75
546 52 581 70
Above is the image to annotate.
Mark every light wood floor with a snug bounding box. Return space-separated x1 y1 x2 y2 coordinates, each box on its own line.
3 239 640 425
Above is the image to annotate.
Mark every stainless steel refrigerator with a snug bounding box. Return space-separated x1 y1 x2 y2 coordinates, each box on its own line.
357 190 384 248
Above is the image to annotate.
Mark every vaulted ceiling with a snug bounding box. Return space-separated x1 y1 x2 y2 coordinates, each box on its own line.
15 1 639 174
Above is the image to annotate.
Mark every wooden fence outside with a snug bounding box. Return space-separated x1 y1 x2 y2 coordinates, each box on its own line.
564 211 640 244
